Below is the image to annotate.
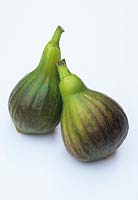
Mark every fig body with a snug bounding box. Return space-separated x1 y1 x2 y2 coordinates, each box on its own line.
57 60 129 161
8 26 64 134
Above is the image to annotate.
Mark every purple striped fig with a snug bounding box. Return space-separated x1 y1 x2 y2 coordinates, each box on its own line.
8 26 64 134
57 59 129 162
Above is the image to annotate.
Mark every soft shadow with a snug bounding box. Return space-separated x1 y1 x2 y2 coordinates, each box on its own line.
87 151 118 165
69 150 119 166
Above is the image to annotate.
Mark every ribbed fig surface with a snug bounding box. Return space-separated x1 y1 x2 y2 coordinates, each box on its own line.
8 26 64 134
57 59 129 161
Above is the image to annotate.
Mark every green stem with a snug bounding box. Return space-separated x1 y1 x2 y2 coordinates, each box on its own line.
50 26 64 46
57 59 71 80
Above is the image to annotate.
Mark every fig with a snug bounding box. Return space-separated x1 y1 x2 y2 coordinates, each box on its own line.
57 59 129 161
8 26 64 134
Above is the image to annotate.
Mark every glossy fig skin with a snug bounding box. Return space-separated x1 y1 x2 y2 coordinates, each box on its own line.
57 60 129 162
8 26 64 134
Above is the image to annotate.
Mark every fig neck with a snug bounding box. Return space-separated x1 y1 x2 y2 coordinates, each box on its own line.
57 59 86 100
56 59 71 80
49 26 64 47
38 26 64 73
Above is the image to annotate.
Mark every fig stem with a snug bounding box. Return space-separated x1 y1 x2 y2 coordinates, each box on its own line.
57 59 71 80
50 26 64 46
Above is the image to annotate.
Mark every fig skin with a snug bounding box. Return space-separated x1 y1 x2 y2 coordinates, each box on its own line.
57 59 129 162
8 26 64 134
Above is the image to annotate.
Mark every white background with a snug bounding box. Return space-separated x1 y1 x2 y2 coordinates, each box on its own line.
0 0 137 199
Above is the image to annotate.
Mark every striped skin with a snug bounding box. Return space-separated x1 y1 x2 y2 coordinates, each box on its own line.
8 67 62 134
61 90 129 161
8 26 64 134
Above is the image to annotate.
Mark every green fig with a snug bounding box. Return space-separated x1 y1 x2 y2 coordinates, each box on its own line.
57 59 129 162
8 26 64 134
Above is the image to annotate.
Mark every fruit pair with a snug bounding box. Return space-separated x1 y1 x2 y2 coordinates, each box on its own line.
8 26 129 161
